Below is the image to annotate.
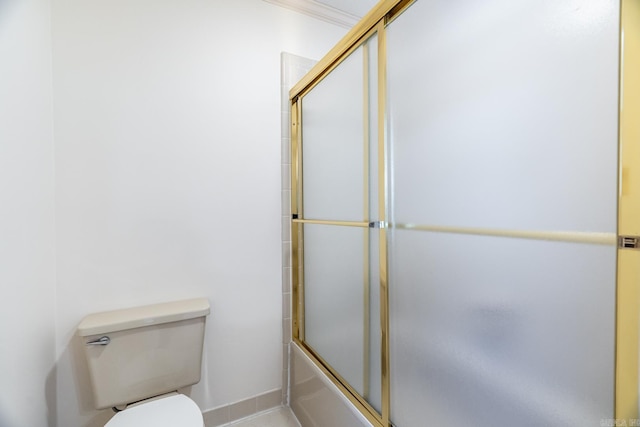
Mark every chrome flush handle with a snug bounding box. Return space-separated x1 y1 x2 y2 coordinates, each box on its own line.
86 336 111 346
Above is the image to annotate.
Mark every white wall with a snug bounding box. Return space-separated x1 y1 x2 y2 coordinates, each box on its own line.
50 0 344 425
0 0 56 426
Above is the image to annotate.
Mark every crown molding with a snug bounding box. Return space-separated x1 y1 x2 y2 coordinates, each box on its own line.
263 0 360 29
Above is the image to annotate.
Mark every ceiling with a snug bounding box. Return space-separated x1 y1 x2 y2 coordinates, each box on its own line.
312 0 379 18
262 0 379 28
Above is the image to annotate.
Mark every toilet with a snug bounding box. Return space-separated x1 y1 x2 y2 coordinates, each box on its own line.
77 298 210 427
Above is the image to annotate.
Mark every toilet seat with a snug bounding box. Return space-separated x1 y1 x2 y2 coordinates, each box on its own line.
105 394 203 427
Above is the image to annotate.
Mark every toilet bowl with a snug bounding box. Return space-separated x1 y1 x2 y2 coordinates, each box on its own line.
105 393 203 427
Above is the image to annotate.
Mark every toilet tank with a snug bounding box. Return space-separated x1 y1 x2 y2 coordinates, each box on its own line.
77 298 210 409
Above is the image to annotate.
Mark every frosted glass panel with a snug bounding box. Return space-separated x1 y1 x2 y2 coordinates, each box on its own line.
389 230 616 426
367 34 379 222
386 0 619 232
300 34 380 409
304 224 365 394
302 47 364 221
387 0 619 426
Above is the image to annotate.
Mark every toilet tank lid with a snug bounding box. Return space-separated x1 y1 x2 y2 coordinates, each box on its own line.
77 298 210 337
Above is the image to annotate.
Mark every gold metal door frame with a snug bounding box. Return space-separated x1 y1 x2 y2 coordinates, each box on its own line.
616 0 640 422
376 18 390 426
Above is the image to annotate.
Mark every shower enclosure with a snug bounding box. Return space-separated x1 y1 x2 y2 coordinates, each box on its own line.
289 1 640 426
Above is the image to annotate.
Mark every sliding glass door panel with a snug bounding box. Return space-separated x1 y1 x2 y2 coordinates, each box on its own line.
386 1 620 426
389 229 616 426
297 33 381 412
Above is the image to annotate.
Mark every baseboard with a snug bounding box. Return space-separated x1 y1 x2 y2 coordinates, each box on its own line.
202 389 283 426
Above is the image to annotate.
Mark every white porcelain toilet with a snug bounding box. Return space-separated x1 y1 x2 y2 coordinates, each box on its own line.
77 298 210 427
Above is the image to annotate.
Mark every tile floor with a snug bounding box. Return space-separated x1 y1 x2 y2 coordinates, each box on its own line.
220 406 301 427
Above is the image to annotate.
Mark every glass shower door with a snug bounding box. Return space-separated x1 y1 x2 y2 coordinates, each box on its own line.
295 33 382 413
387 0 620 425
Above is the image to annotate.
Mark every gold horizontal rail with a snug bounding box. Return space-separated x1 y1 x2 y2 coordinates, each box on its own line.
292 218 370 228
394 223 617 246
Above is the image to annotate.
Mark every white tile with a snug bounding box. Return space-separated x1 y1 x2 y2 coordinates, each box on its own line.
283 318 291 343
229 397 257 422
281 164 291 190
282 242 291 268
282 267 291 293
281 111 291 139
222 407 300 427
282 292 291 319
256 389 282 412
281 216 291 242
281 190 291 215
281 137 291 165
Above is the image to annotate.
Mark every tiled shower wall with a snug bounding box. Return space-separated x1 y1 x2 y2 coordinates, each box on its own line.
280 52 317 405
